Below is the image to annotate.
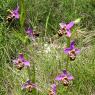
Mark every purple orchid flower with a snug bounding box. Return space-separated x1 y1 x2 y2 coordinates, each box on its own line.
26 28 33 37
11 6 19 19
64 41 80 60
59 21 74 37
13 53 30 70
26 28 39 40
55 70 74 86
49 84 56 95
26 28 35 41
7 6 19 22
22 80 36 92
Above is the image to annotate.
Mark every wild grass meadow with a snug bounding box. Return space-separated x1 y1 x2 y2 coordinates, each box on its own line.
0 0 95 95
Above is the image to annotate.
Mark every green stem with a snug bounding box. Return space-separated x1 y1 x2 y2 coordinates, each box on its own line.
66 56 69 70
27 67 31 80
20 0 26 29
66 37 70 70
45 9 51 37
24 44 36 94
32 61 36 94
67 37 70 47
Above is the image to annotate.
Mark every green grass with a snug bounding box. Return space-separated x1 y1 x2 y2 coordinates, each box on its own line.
0 0 95 95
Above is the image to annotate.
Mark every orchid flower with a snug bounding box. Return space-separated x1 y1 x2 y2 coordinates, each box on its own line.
13 53 30 70
48 84 56 95
11 6 19 19
58 21 74 37
64 41 80 60
22 80 36 92
7 6 19 22
26 28 39 40
55 70 74 86
26 28 33 37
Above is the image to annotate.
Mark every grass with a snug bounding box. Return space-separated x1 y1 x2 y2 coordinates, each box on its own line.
0 0 95 95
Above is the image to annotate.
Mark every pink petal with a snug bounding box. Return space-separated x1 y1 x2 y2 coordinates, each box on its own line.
15 14 19 19
70 41 75 49
66 21 74 29
68 75 74 80
24 61 30 67
64 48 71 54
59 22 66 29
66 30 71 37
18 53 25 61
55 76 63 81
75 49 80 54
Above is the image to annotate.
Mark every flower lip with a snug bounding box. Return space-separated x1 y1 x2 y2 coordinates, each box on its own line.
15 59 24 70
62 77 69 86
66 21 74 30
68 49 76 60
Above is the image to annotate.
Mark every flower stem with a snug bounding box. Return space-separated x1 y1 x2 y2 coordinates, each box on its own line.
66 37 70 70
20 0 26 28
24 44 36 94
27 67 31 80
32 61 36 94
67 37 70 47
66 56 69 70
45 9 51 37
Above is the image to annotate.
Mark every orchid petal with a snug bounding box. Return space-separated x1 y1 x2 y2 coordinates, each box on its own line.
63 69 67 75
18 53 25 61
22 83 28 89
26 28 33 36
15 14 19 19
24 61 30 67
66 21 74 29
75 48 80 54
70 41 75 49
12 6 19 19
64 48 72 54
66 30 71 37
22 80 29 89
55 73 65 81
26 80 31 84
51 84 56 92
59 22 66 29
55 76 63 80
13 6 19 13
67 74 74 80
